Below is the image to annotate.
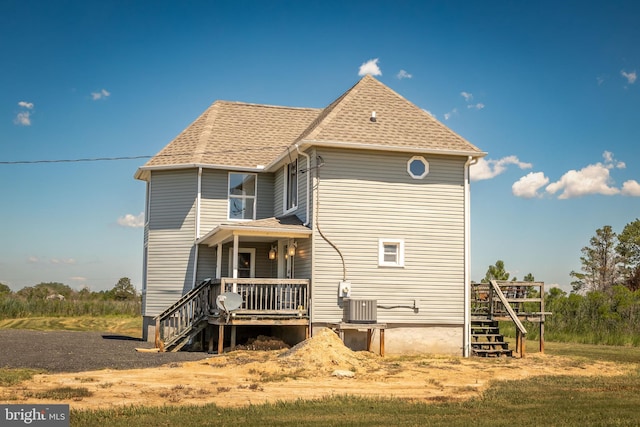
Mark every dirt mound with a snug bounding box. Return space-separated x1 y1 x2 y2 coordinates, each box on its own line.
235 335 291 351
278 328 375 374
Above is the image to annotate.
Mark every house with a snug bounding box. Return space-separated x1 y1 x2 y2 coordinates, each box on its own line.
134 75 486 356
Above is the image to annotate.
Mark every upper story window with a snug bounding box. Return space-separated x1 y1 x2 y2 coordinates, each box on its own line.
285 159 298 211
228 173 256 220
407 156 429 179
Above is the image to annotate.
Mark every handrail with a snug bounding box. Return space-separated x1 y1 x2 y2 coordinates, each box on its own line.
489 280 527 335
154 279 216 351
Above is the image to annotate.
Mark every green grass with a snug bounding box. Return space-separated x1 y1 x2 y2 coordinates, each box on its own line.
0 316 142 337
0 368 43 386
71 374 640 426
27 387 92 400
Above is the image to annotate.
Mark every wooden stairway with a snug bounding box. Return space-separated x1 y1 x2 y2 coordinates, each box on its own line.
471 318 513 357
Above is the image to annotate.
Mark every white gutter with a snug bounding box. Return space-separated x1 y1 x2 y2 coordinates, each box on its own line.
192 167 202 289
463 156 478 357
296 144 311 226
135 163 266 181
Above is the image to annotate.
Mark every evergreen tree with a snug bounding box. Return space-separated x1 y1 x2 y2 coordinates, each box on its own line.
570 225 619 293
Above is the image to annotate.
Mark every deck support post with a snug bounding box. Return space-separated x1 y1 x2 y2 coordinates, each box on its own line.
230 325 237 350
218 324 224 354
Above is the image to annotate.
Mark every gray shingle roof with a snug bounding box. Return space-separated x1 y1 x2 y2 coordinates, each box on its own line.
137 76 483 178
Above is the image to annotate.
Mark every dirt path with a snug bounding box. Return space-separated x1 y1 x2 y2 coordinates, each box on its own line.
0 329 633 411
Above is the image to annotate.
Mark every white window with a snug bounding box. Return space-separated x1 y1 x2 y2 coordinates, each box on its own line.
407 156 429 179
378 239 405 267
228 173 256 220
284 159 298 211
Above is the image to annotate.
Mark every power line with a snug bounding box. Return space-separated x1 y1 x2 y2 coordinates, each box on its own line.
0 155 152 165
0 146 289 165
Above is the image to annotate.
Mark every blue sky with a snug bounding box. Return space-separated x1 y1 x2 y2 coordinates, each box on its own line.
1 1 639 292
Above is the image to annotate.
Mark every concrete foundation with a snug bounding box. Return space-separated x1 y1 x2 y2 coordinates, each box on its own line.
313 324 464 356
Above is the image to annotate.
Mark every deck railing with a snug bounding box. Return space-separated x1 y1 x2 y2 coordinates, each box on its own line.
219 278 309 315
154 278 310 351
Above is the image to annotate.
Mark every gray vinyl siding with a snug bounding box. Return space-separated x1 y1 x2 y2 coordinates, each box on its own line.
274 166 285 217
256 173 274 219
200 169 228 235
311 148 466 325
144 169 197 316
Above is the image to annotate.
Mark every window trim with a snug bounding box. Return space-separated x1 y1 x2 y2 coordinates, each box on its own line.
227 172 257 221
407 156 429 179
378 238 405 268
283 159 298 213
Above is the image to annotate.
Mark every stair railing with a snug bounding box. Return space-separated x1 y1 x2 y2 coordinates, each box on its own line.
154 279 218 351
489 280 528 357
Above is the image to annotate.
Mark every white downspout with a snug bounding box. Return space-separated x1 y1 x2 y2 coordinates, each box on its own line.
192 167 203 289
463 156 478 357
232 234 239 293
295 144 311 226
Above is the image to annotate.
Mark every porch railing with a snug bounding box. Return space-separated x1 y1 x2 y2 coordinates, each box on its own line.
154 278 310 351
219 278 309 315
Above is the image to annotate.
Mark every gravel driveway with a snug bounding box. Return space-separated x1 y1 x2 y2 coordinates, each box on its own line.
0 330 212 373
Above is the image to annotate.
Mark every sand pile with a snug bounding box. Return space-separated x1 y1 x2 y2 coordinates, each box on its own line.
278 328 375 373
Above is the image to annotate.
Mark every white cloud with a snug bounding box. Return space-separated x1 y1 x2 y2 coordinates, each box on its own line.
91 88 111 100
117 212 145 228
545 155 621 199
14 111 31 126
460 91 473 102
396 69 412 79
443 108 458 120
512 172 550 198
468 103 485 110
18 101 34 109
358 58 382 76
597 76 605 86
621 70 637 84
70 276 87 282
27 256 40 264
470 156 533 181
422 109 435 118
621 180 640 196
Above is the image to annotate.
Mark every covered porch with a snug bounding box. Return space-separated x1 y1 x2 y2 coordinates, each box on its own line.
154 216 313 352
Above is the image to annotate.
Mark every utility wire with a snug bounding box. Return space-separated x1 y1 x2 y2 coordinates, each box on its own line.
0 146 289 165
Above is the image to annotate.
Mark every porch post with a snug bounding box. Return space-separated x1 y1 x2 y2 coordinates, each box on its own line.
216 243 222 279
232 234 239 293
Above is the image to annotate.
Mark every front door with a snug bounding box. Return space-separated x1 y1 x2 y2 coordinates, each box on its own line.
228 248 255 278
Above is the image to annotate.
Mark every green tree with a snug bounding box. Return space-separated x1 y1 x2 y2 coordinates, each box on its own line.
0 283 11 297
482 260 511 283
523 273 535 282
112 277 137 301
571 225 619 293
616 219 640 291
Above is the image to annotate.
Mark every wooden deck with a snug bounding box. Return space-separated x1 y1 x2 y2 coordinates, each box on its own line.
154 278 310 352
471 280 551 357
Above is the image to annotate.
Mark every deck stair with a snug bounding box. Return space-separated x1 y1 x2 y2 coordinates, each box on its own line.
471 318 513 357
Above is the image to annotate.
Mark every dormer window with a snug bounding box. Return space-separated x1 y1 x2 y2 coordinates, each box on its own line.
228 173 256 220
284 159 298 211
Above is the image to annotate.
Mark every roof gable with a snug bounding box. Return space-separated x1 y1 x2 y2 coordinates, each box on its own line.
137 76 484 180
297 75 482 153
140 101 321 170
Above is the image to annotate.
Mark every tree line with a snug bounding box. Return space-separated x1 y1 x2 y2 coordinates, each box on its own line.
0 278 140 319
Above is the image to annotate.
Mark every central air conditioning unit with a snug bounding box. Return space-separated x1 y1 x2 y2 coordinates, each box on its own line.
344 299 377 324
